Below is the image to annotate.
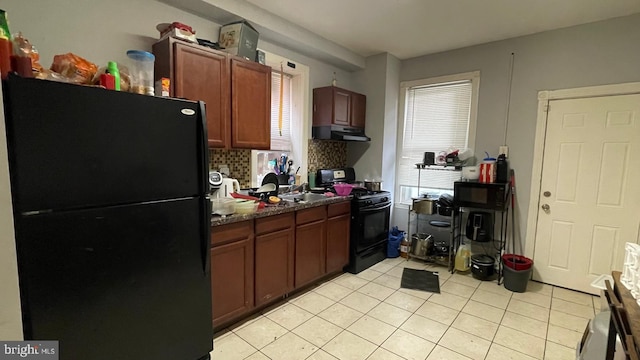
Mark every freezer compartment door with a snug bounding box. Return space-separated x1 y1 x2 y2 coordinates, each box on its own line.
15 197 212 360
3 76 209 213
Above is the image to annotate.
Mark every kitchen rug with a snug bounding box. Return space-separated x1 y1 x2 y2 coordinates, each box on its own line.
400 268 440 293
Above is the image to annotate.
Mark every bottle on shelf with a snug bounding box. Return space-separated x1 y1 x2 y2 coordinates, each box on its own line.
400 234 411 259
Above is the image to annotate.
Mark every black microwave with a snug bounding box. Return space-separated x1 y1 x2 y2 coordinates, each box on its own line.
453 181 510 210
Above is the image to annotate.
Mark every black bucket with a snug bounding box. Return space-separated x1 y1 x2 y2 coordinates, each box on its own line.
503 265 532 292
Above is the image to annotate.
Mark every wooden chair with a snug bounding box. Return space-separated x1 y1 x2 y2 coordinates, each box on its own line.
605 280 639 360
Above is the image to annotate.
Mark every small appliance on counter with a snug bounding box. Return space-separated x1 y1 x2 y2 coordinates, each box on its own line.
209 171 223 194
211 177 240 199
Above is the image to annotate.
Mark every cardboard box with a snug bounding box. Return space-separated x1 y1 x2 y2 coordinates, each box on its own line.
219 20 259 60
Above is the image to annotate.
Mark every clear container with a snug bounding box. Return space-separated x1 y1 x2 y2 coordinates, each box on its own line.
211 198 236 217
234 200 259 214
126 50 155 95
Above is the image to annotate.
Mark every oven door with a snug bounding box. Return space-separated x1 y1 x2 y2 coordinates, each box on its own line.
352 202 391 254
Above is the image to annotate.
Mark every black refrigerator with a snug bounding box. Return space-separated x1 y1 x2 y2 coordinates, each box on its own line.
3 76 213 360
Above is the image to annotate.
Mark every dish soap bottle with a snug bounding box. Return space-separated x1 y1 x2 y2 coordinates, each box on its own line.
455 243 471 272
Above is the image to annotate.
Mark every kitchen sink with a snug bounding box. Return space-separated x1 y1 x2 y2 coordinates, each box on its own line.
279 193 328 203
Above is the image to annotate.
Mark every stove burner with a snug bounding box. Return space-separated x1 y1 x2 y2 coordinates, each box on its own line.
350 187 386 198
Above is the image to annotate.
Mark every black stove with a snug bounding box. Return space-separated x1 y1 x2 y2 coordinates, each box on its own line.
316 168 391 274
351 188 391 201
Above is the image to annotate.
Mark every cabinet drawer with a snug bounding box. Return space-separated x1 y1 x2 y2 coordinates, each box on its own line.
296 206 327 225
328 201 351 217
211 220 254 246
255 213 294 235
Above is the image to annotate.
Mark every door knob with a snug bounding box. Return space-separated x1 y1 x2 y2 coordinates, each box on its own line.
541 204 550 211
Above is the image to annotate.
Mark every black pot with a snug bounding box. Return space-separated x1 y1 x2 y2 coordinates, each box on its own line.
432 240 449 256
437 203 453 216
471 254 495 280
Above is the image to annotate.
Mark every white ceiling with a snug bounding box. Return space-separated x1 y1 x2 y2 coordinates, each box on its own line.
245 0 640 60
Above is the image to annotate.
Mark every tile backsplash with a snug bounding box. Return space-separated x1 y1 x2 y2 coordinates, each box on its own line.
208 140 346 188
209 149 251 188
307 139 347 172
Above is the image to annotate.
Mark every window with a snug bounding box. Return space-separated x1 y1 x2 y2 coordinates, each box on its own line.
254 71 293 186
269 71 293 151
252 51 310 188
395 72 480 205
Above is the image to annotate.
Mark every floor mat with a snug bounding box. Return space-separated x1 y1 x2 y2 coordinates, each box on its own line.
400 268 440 293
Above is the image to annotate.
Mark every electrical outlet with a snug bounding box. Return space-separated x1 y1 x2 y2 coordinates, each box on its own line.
499 146 509 157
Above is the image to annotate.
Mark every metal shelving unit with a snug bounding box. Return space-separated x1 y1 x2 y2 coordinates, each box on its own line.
453 186 511 283
406 165 462 273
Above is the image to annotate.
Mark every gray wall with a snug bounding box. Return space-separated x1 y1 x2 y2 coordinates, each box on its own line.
349 53 401 193
399 14 640 251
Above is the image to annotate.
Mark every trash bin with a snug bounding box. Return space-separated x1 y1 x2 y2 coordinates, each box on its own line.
502 254 533 292
388 227 405 258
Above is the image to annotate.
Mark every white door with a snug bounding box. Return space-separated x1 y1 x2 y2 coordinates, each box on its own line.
533 94 640 294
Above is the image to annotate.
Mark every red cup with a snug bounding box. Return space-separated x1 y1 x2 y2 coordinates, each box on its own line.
479 162 496 183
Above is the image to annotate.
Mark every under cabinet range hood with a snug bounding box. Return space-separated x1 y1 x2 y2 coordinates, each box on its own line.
312 125 371 142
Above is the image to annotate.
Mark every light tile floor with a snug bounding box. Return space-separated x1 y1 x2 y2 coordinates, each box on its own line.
211 257 600 360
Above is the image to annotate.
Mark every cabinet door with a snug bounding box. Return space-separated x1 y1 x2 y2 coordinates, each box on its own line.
211 238 254 327
173 43 230 148
312 87 334 127
231 59 271 149
295 220 326 287
350 92 366 129
326 211 350 274
333 89 351 126
255 227 294 306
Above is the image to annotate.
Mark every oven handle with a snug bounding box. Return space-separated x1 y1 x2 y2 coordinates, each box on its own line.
359 202 392 213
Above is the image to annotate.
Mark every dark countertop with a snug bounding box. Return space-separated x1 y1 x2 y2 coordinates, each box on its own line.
211 195 352 226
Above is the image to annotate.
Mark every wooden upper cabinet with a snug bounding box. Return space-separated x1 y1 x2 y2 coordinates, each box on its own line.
313 86 366 129
153 38 271 150
231 59 271 150
333 90 351 126
350 92 366 129
153 38 230 148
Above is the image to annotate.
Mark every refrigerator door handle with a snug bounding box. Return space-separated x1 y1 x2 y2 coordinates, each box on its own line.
201 195 212 274
197 101 210 194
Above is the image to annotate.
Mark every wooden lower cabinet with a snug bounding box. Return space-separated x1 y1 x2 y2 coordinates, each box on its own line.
295 207 327 287
326 202 351 274
255 213 295 306
210 201 352 327
211 221 254 327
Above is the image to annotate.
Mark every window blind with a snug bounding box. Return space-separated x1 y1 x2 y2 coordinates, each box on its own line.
270 71 292 151
397 81 472 202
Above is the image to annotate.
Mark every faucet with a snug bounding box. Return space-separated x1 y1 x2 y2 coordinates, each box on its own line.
281 183 308 194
